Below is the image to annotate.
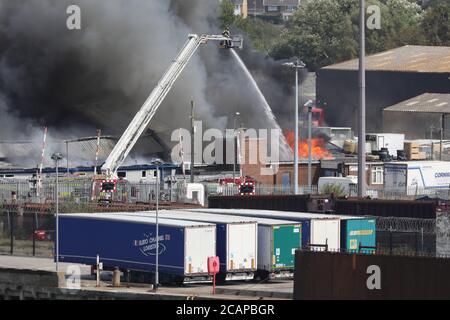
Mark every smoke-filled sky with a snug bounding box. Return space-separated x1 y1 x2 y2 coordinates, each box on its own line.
0 0 306 163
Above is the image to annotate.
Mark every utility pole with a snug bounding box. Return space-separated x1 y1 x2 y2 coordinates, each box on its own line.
155 164 160 290
357 0 366 197
190 101 195 183
294 64 299 194
150 159 162 290
66 141 69 176
233 112 240 183
307 104 313 192
51 152 63 272
282 60 305 195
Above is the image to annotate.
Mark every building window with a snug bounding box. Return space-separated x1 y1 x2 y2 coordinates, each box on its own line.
142 171 147 178
117 171 126 178
371 166 383 185
267 5 278 12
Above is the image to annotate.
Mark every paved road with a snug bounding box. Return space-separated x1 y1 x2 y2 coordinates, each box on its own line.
0 255 293 299
0 255 91 274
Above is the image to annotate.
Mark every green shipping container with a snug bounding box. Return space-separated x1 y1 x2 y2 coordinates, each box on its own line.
273 225 302 269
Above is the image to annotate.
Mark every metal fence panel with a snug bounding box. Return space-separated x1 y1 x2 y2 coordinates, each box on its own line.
294 250 450 299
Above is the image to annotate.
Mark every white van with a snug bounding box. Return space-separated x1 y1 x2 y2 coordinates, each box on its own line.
318 176 357 196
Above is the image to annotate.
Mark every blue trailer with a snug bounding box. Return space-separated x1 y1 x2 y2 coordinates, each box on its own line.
108 211 258 281
58 213 216 283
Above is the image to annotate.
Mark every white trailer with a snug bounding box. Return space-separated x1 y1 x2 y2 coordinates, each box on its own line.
130 210 301 279
384 161 450 195
111 210 257 281
186 208 341 251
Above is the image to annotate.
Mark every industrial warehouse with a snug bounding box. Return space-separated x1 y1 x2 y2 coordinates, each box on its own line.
0 0 450 307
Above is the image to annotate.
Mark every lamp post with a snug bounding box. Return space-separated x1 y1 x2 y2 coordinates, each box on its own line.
304 100 314 193
358 0 366 197
51 152 63 272
282 59 306 194
151 159 163 290
233 112 240 183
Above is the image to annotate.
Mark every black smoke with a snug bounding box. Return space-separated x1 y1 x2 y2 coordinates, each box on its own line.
0 0 305 155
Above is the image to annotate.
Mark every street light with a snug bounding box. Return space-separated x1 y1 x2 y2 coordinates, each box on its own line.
51 152 63 272
233 112 240 183
151 159 163 290
282 59 306 194
304 100 314 193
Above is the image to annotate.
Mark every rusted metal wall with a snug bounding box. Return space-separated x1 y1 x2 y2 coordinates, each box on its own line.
294 251 450 300
334 199 437 219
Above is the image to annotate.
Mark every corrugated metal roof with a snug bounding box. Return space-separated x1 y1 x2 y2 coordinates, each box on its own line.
384 93 450 114
323 45 450 73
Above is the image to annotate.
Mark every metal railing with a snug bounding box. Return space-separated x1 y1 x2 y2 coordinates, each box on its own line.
3 178 450 204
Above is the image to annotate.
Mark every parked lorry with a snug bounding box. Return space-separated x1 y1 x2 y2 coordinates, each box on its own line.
187 209 376 253
251 217 302 279
186 208 334 249
245 217 301 279
384 161 450 195
113 210 257 281
58 213 216 284
118 211 300 279
336 215 376 253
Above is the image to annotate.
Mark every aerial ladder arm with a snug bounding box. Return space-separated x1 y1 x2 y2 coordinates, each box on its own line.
101 34 242 177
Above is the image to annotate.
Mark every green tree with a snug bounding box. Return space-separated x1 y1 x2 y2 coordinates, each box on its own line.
269 0 425 70
366 0 424 53
270 0 358 70
421 2 450 45
235 17 283 54
320 183 347 197
219 0 236 30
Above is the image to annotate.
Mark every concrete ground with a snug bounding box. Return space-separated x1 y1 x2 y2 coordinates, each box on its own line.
0 255 293 299
0 255 91 274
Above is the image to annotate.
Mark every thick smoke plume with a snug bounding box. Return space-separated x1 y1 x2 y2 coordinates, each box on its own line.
0 0 305 165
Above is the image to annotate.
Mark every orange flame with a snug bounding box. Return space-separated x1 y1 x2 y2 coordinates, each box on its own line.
285 131 333 160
